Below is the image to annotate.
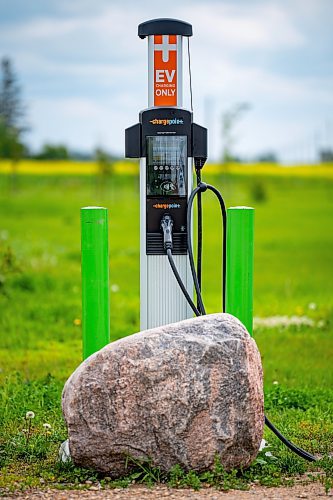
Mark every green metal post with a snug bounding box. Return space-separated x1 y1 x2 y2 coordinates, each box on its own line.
81 207 110 359
226 206 254 335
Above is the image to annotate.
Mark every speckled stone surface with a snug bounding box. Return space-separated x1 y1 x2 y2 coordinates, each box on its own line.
62 313 264 476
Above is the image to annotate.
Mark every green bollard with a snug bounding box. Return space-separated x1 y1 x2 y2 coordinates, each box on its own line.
81 207 110 359
226 206 254 335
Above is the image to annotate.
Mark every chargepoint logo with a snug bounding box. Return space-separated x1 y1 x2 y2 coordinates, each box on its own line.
153 203 181 209
149 118 184 126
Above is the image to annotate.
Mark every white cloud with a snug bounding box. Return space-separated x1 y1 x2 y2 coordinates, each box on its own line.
192 55 333 106
11 17 80 39
1 6 143 60
178 2 304 51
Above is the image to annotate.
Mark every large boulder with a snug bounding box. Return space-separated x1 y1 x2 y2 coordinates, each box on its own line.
62 313 264 476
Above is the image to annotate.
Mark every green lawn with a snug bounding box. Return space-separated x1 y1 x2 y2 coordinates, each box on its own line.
0 166 332 493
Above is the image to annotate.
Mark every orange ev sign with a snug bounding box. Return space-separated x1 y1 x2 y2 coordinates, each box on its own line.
154 35 177 107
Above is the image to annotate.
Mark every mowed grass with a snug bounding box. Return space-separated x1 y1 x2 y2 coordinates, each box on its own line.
0 162 332 493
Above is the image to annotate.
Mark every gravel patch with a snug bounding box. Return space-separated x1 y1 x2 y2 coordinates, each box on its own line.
3 482 332 500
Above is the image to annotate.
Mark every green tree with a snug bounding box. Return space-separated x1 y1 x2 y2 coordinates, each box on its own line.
256 151 279 163
95 147 113 174
35 143 69 160
0 118 25 161
0 57 27 160
221 102 250 164
94 146 114 197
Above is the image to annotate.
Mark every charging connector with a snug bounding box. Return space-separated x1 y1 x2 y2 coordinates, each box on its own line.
160 214 174 251
160 213 201 316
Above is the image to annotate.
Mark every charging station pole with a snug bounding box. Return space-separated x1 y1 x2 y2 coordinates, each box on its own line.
126 19 207 330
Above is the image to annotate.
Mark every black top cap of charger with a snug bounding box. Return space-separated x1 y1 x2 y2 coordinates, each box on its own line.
138 18 193 39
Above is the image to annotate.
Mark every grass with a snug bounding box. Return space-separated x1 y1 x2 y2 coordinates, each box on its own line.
0 161 332 494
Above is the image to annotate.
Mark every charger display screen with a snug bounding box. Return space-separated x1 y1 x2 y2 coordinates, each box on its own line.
146 136 187 197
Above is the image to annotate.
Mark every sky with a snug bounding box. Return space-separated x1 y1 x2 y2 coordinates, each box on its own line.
0 0 332 163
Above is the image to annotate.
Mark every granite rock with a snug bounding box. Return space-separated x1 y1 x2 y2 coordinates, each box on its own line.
62 313 264 476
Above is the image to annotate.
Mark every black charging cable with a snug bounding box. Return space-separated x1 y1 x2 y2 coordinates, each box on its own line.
187 173 227 314
160 173 317 463
264 416 316 461
196 169 203 311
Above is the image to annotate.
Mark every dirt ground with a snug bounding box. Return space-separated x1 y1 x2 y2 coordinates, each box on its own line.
4 482 332 500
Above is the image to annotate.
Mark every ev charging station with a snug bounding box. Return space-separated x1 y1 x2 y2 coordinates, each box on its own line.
126 19 207 330
123 18 318 463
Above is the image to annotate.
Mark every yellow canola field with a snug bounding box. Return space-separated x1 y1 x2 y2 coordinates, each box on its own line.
0 159 138 175
0 159 333 179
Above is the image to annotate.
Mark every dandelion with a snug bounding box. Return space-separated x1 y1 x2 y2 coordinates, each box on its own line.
43 423 52 438
273 380 279 385
308 302 317 310
24 411 35 444
73 318 81 326
111 284 119 293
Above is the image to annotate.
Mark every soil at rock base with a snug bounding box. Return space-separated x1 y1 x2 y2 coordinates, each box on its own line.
3 482 332 499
